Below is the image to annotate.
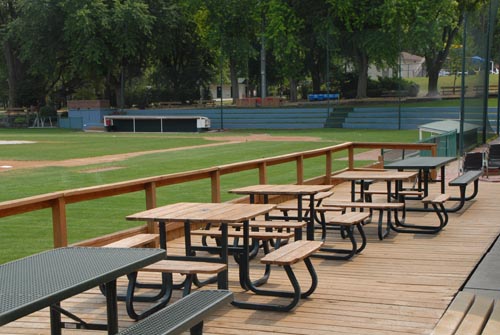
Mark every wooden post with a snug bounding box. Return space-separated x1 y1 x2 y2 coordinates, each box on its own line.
145 182 157 233
211 170 221 203
258 162 267 184
431 144 438 179
296 155 304 184
348 147 355 170
51 197 67 248
325 151 332 184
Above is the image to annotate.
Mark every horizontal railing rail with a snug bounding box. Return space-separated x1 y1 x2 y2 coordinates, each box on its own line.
0 142 437 248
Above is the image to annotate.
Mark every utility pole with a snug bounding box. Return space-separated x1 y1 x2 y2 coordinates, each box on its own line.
260 11 266 99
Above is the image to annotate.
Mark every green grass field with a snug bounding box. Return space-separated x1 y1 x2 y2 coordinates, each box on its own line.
411 73 499 102
0 127 416 263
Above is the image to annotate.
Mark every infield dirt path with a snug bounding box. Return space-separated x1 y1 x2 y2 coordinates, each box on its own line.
0 134 326 171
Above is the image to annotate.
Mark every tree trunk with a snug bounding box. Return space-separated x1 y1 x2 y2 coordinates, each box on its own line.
289 77 298 102
229 56 239 104
311 65 321 93
3 40 22 108
427 64 440 97
356 50 369 99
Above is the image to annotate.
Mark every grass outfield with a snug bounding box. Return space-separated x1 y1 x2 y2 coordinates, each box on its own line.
0 128 418 263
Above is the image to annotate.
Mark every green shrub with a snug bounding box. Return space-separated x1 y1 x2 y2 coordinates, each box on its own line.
377 76 420 97
39 105 57 117
13 116 26 125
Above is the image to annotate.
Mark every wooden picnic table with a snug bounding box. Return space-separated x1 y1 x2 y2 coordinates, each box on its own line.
229 184 333 240
127 202 275 289
332 169 417 202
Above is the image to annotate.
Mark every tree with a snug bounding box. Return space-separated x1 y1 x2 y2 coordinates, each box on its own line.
11 0 156 107
262 0 306 101
404 0 487 96
0 0 25 107
193 0 258 103
150 2 216 102
328 0 401 98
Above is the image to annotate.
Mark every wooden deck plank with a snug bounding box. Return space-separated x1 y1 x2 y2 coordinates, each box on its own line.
2 181 500 334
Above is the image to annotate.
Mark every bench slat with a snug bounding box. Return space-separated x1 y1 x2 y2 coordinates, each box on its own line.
102 234 158 248
455 295 494 335
449 171 483 186
422 194 450 204
117 290 233 335
231 220 306 229
191 228 294 240
431 291 475 335
141 260 226 275
319 201 405 210
360 190 424 196
325 212 370 226
481 299 500 335
261 240 323 265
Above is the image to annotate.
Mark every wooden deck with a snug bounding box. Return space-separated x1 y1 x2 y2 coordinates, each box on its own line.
2 179 500 334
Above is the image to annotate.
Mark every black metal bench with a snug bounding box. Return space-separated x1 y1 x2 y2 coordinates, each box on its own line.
447 170 482 212
117 290 233 335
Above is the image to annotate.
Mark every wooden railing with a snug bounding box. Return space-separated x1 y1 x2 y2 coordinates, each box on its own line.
0 142 437 248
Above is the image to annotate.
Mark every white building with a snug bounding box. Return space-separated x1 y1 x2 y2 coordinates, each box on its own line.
368 52 426 79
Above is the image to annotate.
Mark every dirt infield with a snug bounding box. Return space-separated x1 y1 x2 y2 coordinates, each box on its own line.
0 134 323 171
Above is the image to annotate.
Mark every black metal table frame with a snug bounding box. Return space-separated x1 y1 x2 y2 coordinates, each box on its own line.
159 217 301 312
384 157 456 211
249 193 310 240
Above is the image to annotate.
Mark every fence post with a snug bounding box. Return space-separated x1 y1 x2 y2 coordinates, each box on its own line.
145 182 157 233
211 170 221 203
52 197 67 248
258 162 267 184
348 146 355 170
325 151 332 184
296 155 304 184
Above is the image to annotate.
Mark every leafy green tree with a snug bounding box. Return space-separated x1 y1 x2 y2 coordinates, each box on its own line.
12 0 156 107
0 0 39 107
263 0 307 101
328 0 401 98
404 0 487 96
148 1 215 102
291 0 331 95
193 0 258 103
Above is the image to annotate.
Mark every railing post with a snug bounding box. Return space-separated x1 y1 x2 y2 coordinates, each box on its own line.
51 197 67 248
296 155 304 184
145 182 157 233
325 151 332 184
431 144 438 179
258 162 267 184
431 145 438 157
348 146 355 170
211 170 221 203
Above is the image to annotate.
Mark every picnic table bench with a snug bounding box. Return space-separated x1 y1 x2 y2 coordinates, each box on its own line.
320 200 405 240
441 86 467 95
118 290 233 335
232 240 323 312
447 170 482 212
102 234 227 320
388 194 450 234
431 291 500 335
313 211 370 260
472 85 498 96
